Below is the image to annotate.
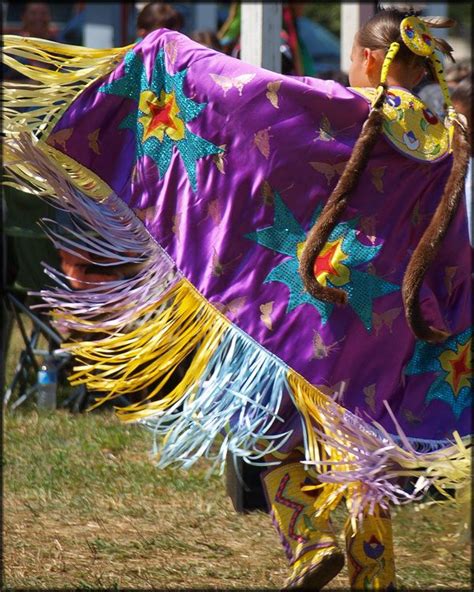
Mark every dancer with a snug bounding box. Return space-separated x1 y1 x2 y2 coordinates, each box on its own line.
2 7 471 590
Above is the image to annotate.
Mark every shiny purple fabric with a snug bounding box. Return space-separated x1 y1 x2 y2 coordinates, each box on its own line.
47 29 472 446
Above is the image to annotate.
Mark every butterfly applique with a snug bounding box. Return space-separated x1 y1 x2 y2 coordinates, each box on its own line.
317 379 349 403
363 383 377 413
316 114 335 142
48 128 73 150
214 297 246 319
403 409 423 425
260 180 274 206
212 144 227 174
370 166 386 193
310 161 347 185
254 127 272 159
201 199 221 226
410 200 431 227
133 206 158 223
172 213 182 241
211 248 241 277
372 307 402 336
314 116 357 146
312 330 344 360
266 80 282 109
88 129 101 155
164 40 179 65
260 301 274 330
357 215 378 245
209 73 256 96
444 266 457 297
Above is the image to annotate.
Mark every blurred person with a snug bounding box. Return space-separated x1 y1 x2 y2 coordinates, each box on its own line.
3 2 58 81
445 58 471 88
451 77 473 244
417 60 472 122
58 2 85 46
190 30 221 52
20 2 58 40
136 1 184 40
217 1 315 75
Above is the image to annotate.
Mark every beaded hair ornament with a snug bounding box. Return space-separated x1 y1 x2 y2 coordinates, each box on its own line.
373 14 465 144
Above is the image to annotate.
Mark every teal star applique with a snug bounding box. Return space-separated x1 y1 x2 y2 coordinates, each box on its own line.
405 328 472 419
99 49 222 191
245 193 399 330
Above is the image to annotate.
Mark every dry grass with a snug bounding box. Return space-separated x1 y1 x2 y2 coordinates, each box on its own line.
3 410 472 590
3 316 472 590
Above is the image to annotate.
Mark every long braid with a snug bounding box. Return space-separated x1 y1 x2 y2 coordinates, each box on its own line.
300 8 468 343
299 36 399 304
403 110 471 343
299 99 385 304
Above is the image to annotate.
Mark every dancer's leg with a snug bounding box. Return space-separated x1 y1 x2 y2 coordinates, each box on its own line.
262 456 344 589
344 506 396 591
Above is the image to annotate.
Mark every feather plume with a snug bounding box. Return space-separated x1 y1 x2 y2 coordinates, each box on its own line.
421 16 456 29
433 37 455 62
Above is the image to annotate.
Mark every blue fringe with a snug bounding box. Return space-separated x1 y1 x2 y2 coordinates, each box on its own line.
142 327 294 474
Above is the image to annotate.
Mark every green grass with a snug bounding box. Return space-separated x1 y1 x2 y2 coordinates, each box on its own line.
3 316 472 589
3 409 472 590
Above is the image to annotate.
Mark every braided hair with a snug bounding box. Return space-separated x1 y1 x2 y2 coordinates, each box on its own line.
299 8 471 343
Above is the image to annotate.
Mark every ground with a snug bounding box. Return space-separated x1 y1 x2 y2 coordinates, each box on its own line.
3 410 471 590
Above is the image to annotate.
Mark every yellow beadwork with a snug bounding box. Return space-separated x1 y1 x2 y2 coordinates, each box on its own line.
380 42 400 86
262 462 344 589
345 506 396 590
400 15 434 57
371 42 400 109
354 87 450 161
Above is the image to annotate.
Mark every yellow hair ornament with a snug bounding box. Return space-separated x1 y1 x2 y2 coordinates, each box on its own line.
400 15 435 57
380 42 400 84
400 15 456 151
371 41 400 108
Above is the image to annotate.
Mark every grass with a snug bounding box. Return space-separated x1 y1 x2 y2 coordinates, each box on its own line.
3 410 472 591
3 316 472 590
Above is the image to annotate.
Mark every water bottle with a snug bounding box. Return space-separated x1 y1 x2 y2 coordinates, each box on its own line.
36 356 57 410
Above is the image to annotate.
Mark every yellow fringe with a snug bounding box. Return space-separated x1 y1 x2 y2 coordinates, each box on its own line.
2 35 132 140
3 134 112 205
59 279 227 418
288 372 471 519
289 373 350 513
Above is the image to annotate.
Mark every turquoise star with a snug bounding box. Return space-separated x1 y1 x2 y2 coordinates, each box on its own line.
99 49 222 191
405 328 472 419
246 193 399 330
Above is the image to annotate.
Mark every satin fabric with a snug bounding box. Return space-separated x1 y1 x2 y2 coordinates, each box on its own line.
45 28 472 446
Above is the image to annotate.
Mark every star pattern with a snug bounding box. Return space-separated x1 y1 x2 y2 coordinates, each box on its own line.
99 49 223 191
245 193 399 330
405 328 472 419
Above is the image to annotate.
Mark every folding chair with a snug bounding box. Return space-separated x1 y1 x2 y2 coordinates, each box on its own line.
1 184 89 412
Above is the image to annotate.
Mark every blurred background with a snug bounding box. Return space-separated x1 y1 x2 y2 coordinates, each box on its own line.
2 2 471 76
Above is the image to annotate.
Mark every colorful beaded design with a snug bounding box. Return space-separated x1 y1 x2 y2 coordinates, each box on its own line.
400 16 434 57
352 87 450 162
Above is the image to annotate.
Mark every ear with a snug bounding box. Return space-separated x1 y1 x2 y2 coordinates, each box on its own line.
363 48 376 74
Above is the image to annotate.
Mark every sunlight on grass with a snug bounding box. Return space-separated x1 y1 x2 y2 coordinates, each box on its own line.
4 410 471 590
